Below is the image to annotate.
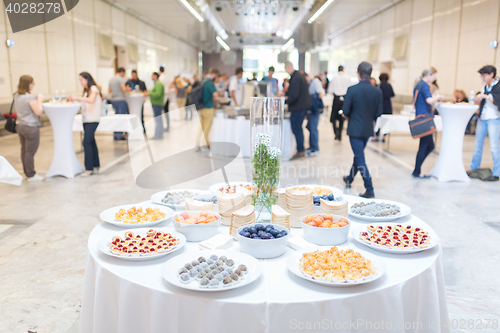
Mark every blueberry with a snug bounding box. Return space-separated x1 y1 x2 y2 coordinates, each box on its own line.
243 227 250 233
239 231 245 236
328 194 334 200
251 234 259 239
280 230 288 236
270 235 275 239
253 236 261 239
276 233 283 238
257 230 264 236
265 226 272 233
269 225 275 230
242 232 251 238
260 233 270 239
249 227 257 234
256 224 264 231
270 230 279 237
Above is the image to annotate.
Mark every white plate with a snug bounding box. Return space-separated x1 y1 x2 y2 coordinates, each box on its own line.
99 204 174 228
209 182 252 195
285 184 343 200
351 223 440 254
348 198 411 222
286 246 386 287
151 189 206 210
162 250 263 292
97 228 186 261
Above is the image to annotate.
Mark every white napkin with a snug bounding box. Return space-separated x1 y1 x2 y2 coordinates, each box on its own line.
198 234 233 250
0 156 23 186
287 236 315 251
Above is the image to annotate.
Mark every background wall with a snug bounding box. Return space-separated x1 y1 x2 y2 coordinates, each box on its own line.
0 0 198 105
202 50 244 77
323 0 500 97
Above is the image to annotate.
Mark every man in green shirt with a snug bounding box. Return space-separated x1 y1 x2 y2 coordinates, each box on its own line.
196 67 220 150
149 72 165 139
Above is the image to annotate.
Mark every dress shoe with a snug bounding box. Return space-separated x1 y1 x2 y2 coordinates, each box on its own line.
27 173 45 181
342 176 352 188
359 191 375 198
290 152 306 160
484 175 499 182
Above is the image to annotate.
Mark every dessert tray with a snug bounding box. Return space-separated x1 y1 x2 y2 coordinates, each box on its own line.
351 223 440 254
286 246 386 287
97 228 186 261
99 204 173 228
151 189 206 210
348 199 411 222
162 250 263 292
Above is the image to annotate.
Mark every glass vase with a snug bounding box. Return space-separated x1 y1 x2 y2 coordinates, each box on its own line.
250 97 285 221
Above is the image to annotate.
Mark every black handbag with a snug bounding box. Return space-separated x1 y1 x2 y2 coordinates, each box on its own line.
408 82 436 139
4 95 16 133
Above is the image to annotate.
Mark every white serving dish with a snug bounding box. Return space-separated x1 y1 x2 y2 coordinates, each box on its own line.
350 223 440 254
97 228 186 261
285 184 344 200
151 189 206 210
99 204 173 228
301 215 350 246
161 250 263 292
286 246 386 287
172 211 221 242
236 224 289 259
348 198 411 222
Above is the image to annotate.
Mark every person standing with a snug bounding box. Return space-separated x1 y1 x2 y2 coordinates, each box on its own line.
15 75 44 181
328 65 352 141
174 77 188 110
195 67 220 150
125 70 148 132
469 65 500 181
412 67 445 178
261 66 279 96
229 67 244 106
284 61 312 160
373 73 395 141
108 67 127 140
323 71 330 92
304 73 324 156
69 72 102 177
149 72 165 140
159 66 170 131
342 62 383 198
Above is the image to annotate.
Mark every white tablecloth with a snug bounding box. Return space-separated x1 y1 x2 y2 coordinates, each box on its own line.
72 114 141 134
43 103 84 178
210 117 295 160
0 156 22 186
80 196 449 333
374 115 443 135
126 93 145 120
429 104 478 182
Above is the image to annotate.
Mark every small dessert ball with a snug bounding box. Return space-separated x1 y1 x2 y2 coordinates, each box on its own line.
191 260 199 267
196 265 203 272
211 270 219 276
214 273 224 281
197 271 206 279
179 267 188 275
216 266 224 273
200 262 209 269
215 260 224 267
219 255 227 262
209 264 217 271
210 254 218 261
225 267 233 274
223 276 232 285
189 268 198 278
234 269 243 277
206 258 215 265
208 279 220 287
184 263 193 270
221 271 229 277
206 273 214 280
238 264 247 273
230 273 239 281
199 277 209 286
226 259 235 267
204 268 211 274
180 273 190 282
198 256 206 263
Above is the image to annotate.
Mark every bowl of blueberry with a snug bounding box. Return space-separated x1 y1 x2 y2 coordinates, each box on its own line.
313 194 336 206
237 224 289 259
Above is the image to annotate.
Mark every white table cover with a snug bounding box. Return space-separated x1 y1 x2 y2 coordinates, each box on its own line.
80 196 449 333
126 93 145 120
0 156 22 186
429 104 478 182
73 114 141 134
210 117 295 160
374 115 443 135
43 103 84 178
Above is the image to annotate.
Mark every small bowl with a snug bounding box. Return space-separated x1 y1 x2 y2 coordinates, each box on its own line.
172 210 221 242
236 224 289 259
301 215 350 246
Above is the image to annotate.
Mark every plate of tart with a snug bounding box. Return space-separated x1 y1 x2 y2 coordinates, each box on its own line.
162 250 262 292
351 223 439 254
348 199 411 222
97 228 186 261
286 246 386 287
100 204 174 228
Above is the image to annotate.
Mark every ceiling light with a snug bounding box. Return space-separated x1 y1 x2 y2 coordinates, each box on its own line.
218 29 229 39
179 0 204 22
282 29 292 39
216 36 230 51
281 38 294 51
308 0 335 24
276 30 283 37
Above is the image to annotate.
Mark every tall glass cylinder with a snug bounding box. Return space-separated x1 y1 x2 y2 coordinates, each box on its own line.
250 97 285 221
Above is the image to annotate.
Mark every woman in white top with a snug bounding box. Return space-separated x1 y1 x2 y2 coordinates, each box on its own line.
69 72 102 177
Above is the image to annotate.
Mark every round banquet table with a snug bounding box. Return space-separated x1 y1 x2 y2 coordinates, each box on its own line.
429 103 478 182
126 93 145 120
43 102 84 178
80 196 449 333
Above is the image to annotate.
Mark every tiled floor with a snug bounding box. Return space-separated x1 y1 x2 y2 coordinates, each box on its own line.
0 112 499 333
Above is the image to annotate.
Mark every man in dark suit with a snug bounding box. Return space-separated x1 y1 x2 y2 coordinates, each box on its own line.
285 61 312 160
342 62 383 198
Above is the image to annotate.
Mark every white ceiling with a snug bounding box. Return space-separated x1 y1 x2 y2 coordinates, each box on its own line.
110 0 398 48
